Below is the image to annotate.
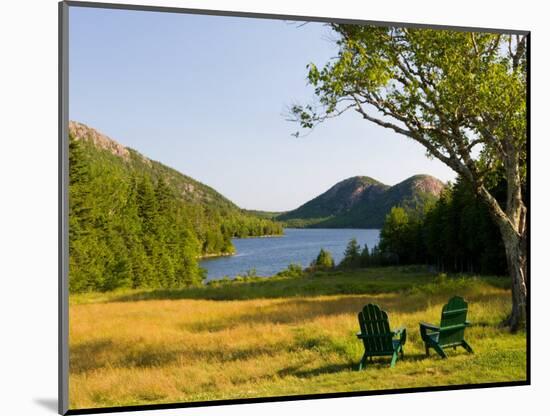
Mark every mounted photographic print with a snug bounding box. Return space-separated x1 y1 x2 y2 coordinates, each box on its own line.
59 1 529 414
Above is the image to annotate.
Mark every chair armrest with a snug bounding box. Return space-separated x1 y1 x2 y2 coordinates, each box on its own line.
393 326 407 345
393 327 406 336
419 321 439 342
419 321 439 331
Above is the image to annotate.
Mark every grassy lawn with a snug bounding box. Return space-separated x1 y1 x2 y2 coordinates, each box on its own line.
68 267 526 409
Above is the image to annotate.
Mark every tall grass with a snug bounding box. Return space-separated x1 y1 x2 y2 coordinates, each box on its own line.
69 268 525 409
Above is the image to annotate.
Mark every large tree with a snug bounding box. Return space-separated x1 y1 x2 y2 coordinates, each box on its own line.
290 25 528 330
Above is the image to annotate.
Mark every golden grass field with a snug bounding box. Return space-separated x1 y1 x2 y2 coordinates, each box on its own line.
68 268 527 410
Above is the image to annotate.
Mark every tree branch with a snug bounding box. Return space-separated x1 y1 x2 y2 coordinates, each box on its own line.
350 97 465 172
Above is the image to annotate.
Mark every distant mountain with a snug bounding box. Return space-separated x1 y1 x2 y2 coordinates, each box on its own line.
277 174 444 228
242 210 283 220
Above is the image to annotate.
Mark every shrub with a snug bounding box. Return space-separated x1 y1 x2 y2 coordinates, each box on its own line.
276 263 304 278
435 273 448 284
310 248 335 270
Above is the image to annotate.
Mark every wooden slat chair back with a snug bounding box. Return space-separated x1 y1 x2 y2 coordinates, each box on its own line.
358 304 394 354
438 296 469 347
356 304 406 369
419 296 474 359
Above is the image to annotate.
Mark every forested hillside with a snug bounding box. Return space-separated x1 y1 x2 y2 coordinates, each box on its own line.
68 121 283 292
375 177 508 275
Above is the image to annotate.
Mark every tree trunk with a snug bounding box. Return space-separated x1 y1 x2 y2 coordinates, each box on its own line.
501 228 527 332
478 183 527 332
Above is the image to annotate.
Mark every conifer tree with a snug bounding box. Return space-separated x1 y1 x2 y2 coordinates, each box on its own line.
339 238 361 268
360 244 370 267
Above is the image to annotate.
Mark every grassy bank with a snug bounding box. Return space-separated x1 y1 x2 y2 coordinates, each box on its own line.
69 267 526 409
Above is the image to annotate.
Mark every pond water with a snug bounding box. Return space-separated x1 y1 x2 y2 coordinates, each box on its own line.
200 228 380 280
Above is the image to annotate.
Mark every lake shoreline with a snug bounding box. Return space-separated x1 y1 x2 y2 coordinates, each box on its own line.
199 252 234 260
235 233 285 239
200 228 381 280
199 234 285 260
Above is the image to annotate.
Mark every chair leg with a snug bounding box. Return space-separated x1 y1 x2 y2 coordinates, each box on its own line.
425 344 430 356
462 340 474 354
390 351 398 368
433 344 447 359
358 353 368 370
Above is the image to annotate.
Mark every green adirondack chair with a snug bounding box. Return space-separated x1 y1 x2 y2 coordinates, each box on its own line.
356 304 407 369
419 296 474 359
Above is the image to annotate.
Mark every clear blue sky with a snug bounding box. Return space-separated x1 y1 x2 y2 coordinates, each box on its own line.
69 6 456 211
